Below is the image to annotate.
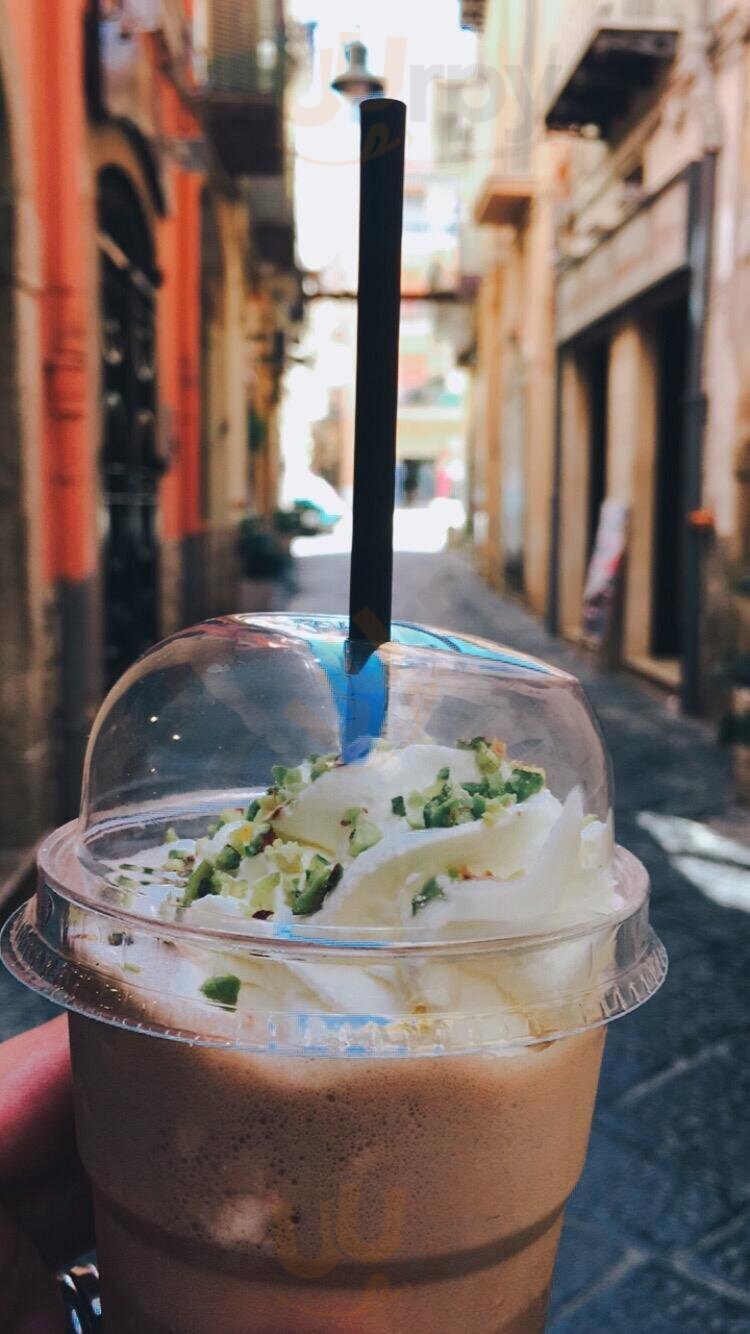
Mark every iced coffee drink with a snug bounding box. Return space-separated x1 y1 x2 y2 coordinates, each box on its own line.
2 616 667 1333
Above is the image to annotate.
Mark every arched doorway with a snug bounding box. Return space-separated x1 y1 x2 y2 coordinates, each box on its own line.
98 166 161 687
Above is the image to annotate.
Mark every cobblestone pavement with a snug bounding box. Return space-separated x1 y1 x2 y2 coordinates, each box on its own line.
2 547 749 1331
288 549 750 1331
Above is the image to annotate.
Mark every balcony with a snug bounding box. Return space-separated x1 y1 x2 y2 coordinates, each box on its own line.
475 178 533 228
474 149 534 229
545 0 683 138
191 0 286 176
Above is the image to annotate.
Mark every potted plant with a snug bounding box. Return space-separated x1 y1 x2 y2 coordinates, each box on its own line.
273 506 310 545
719 654 750 805
237 514 293 612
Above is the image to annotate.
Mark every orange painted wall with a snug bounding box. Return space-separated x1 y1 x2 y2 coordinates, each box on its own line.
8 0 205 576
157 170 203 545
10 0 97 585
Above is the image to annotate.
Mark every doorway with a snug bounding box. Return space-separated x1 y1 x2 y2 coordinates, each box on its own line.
584 339 609 560
98 168 160 688
651 298 688 660
501 341 527 594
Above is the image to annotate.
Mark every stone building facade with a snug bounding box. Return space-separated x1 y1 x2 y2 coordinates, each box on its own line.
465 0 750 715
0 0 296 861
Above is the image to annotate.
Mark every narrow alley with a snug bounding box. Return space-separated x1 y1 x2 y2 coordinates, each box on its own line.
3 548 750 1329
291 549 750 1331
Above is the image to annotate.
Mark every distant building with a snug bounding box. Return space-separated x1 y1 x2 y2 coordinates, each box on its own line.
0 0 298 857
291 22 476 516
465 0 750 715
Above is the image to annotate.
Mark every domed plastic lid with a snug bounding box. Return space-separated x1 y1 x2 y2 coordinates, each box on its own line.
2 616 667 1054
79 614 612 854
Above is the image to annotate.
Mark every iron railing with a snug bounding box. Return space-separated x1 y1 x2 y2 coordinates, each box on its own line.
192 0 285 99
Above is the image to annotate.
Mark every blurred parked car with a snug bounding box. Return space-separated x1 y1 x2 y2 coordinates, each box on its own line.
290 472 348 534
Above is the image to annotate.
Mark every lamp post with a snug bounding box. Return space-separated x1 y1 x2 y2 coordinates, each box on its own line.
331 40 385 103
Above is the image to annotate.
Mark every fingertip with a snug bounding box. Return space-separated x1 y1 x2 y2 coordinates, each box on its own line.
0 1017 74 1184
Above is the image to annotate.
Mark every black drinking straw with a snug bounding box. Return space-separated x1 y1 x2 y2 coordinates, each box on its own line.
347 98 406 665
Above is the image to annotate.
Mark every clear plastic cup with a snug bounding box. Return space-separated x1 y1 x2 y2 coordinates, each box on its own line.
2 616 667 1334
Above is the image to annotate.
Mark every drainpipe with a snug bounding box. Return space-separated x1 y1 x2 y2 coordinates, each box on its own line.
681 0 722 713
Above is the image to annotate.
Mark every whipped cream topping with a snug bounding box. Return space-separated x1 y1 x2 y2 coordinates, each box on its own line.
101 741 623 1026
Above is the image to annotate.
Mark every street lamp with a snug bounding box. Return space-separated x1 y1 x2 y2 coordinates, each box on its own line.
331 40 385 103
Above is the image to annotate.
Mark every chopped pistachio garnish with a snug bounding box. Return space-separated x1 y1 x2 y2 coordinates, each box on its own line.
250 871 281 911
244 824 273 857
227 822 254 853
423 785 473 829
267 840 303 874
292 856 343 916
482 794 516 824
201 974 241 1008
475 743 502 776
310 753 337 781
406 791 426 829
506 764 545 802
213 869 243 897
108 930 134 946
349 815 383 857
412 877 447 915
269 765 307 804
257 792 283 818
215 845 241 873
111 742 549 926
183 859 216 905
